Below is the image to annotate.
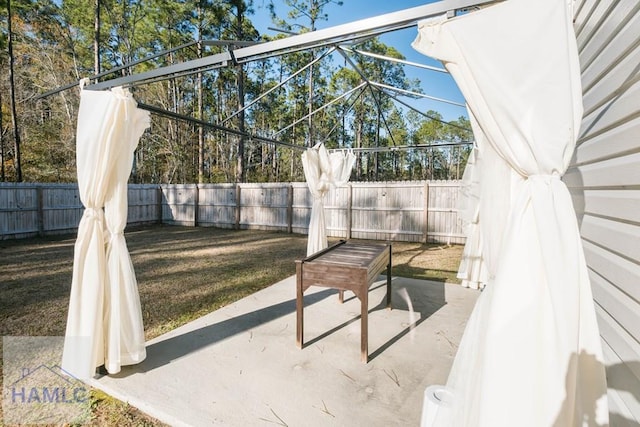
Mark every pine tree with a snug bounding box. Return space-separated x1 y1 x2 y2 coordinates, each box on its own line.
6 0 21 181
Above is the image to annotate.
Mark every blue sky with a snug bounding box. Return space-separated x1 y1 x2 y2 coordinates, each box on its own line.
249 0 467 122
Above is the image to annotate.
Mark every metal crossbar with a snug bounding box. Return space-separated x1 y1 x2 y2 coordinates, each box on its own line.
83 0 498 91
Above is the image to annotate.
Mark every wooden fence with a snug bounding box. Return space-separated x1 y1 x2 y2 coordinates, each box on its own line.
0 181 465 244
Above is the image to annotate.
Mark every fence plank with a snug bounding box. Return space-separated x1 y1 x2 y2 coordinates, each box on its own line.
127 184 161 225
161 184 197 225
197 184 236 229
1 181 465 244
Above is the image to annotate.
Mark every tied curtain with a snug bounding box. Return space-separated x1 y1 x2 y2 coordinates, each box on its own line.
456 110 513 290
413 0 608 426
302 143 356 255
455 142 486 290
62 83 150 379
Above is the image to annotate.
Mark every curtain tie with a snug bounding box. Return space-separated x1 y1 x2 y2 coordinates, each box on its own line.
83 207 104 221
108 230 125 243
528 173 561 185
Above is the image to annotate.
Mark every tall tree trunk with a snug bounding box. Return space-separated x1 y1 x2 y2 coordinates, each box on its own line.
236 60 245 183
274 62 284 180
306 3 318 147
235 5 246 183
7 0 22 182
272 144 277 181
0 90 4 181
375 108 380 181
307 64 313 147
290 150 293 180
198 72 204 183
429 148 433 180
197 2 204 183
355 120 362 180
94 0 101 76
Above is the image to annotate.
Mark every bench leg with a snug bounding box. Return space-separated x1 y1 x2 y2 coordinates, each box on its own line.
386 247 392 309
296 267 304 349
361 290 368 363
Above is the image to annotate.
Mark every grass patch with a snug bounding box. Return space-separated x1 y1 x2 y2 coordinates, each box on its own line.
89 389 163 426
0 225 462 425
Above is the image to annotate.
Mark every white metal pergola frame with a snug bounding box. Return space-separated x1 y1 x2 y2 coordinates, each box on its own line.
40 0 498 152
85 0 497 92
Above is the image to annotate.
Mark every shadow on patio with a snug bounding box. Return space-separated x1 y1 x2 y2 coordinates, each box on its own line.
91 274 478 426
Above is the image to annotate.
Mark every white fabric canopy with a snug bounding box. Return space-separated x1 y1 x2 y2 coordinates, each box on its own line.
302 143 355 255
413 0 608 425
62 83 149 379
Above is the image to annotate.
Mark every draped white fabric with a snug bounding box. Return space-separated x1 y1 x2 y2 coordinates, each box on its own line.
455 146 486 290
456 109 514 289
413 0 608 426
62 84 149 379
302 143 355 255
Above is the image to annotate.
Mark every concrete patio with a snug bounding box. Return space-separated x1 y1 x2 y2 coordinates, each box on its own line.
90 275 479 426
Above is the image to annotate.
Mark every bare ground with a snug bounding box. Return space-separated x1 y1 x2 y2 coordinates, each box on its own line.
0 225 462 426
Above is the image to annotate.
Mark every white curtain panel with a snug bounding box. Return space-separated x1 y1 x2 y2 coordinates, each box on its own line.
302 143 355 255
455 146 487 290
62 84 149 379
413 0 608 426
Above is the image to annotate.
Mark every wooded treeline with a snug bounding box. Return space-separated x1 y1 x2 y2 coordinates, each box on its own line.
0 0 472 184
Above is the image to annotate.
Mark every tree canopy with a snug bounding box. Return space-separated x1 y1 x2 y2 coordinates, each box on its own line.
0 0 472 183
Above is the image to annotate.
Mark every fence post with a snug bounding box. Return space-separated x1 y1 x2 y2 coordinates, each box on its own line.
287 184 293 234
235 184 241 230
423 182 430 244
194 184 199 227
157 186 163 224
347 183 352 239
36 185 45 236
